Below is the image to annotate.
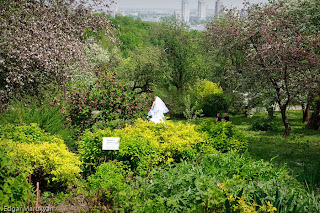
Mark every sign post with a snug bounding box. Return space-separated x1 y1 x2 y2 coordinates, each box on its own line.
102 137 120 151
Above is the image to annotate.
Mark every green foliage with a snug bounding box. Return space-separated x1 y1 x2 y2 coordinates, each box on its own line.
78 119 206 176
202 93 229 117
231 111 320 195
88 161 131 208
197 119 248 153
225 187 308 213
78 128 112 176
118 46 164 93
114 152 318 212
0 142 34 206
188 79 229 117
84 38 110 68
61 70 153 130
0 100 75 147
110 15 156 57
0 123 60 144
0 124 81 191
183 95 203 120
190 79 223 98
250 117 278 132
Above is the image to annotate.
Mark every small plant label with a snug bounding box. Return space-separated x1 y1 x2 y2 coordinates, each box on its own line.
102 137 120 150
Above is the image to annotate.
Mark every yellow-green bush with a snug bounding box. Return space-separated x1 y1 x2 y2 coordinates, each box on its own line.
0 142 34 206
190 79 223 99
189 79 229 117
87 161 132 209
196 119 248 153
78 119 206 176
0 124 81 190
0 123 59 144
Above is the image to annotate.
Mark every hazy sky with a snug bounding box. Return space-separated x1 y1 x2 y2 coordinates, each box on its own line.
115 0 270 9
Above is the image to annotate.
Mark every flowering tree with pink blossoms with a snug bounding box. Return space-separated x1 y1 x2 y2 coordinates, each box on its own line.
205 2 320 137
0 0 115 110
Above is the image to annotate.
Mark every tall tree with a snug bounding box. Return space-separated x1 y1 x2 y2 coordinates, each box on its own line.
205 1 320 136
118 46 164 93
155 19 201 92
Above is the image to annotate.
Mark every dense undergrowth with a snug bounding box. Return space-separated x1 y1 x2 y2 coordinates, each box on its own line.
1 117 319 212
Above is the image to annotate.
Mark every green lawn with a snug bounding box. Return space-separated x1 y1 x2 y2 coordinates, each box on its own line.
230 111 320 192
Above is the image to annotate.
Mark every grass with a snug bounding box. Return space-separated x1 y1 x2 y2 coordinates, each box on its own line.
231 110 320 193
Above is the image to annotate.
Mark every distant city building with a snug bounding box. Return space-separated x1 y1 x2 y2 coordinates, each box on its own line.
214 0 223 18
240 8 246 18
110 4 118 17
92 4 118 17
181 0 190 23
174 11 181 20
198 0 206 21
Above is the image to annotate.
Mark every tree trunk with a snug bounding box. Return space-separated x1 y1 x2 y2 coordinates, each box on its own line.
307 99 320 130
302 102 311 123
280 106 291 137
243 106 249 117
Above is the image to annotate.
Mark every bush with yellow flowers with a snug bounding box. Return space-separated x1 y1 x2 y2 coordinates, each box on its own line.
0 124 81 191
78 119 206 176
0 142 34 207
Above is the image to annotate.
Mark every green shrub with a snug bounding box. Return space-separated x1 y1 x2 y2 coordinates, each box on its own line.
0 143 34 207
250 117 277 131
201 93 229 117
189 79 228 117
87 161 131 208
78 119 206 176
0 124 81 191
60 70 153 130
0 123 60 144
78 128 113 177
0 100 75 148
197 119 248 153
119 152 318 212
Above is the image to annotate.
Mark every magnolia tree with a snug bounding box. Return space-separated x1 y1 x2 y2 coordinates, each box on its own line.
205 1 320 136
0 0 115 110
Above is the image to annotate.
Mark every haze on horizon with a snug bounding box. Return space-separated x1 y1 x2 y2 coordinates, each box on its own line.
115 0 270 9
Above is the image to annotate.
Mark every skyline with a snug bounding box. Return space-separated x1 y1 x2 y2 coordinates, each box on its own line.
114 0 270 10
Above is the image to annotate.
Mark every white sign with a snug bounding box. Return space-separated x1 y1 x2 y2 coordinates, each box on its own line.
102 137 120 150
